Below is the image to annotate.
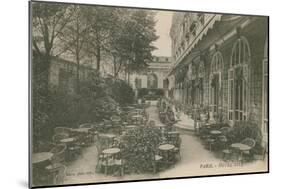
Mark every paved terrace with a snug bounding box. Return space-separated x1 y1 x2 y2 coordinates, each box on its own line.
63 105 267 185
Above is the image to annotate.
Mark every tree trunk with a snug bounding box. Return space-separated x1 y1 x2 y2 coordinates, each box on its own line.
76 55 80 93
113 55 117 78
96 46 101 72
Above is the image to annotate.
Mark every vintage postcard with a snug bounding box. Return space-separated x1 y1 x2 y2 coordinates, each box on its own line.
29 1 269 188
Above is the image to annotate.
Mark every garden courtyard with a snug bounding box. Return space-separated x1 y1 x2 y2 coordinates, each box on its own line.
62 105 267 185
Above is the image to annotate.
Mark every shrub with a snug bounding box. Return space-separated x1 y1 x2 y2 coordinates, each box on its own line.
120 127 162 173
107 78 135 105
226 121 263 154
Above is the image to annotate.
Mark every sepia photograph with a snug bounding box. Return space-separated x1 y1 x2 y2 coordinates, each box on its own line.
29 1 269 188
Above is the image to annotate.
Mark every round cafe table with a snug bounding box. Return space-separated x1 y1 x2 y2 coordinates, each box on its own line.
102 148 120 155
32 152 53 164
210 130 222 135
159 144 175 151
60 137 75 144
102 148 121 175
231 143 251 151
125 125 138 129
99 133 116 139
231 143 252 160
168 131 180 136
71 128 90 133
132 114 142 118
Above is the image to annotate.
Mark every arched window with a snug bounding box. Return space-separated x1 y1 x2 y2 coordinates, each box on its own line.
147 73 158 89
211 51 223 73
228 36 250 121
210 51 223 113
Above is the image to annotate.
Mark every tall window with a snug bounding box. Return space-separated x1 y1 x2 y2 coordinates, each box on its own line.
163 79 169 89
262 38 268 137
210 51 223 113
147 74 158 89
197 61 205 106
228 36 250 121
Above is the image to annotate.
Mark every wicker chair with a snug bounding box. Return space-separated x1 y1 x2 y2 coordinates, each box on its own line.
111 115 121 123
148 120 156 127
55 165 66 185
220 127 231 135
113 150 125 176
241 137 256 161
52 133 69 144
79 123 94 129
78 123 96 145
50 144 67 164
54 127 71 135
45 163 66 185
95 136 109 173
172 137 182 161
151 150 163 174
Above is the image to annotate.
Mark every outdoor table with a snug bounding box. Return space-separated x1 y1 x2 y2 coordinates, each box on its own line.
231 143 252 160
231 143 251 151
60 137 75 144
122 122 128 126
159 144 175 151
102 147 121 155
32 152 53 164
99 133 116 139
125 125 138 130
132 115 143 118
71 128 90 133
168 131 179 135
32 152 54 185
158 144 175 164
210 130 222 135
134 109 143 113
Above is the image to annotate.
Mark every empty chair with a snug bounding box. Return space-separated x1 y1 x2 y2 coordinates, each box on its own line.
151 150 163 174
78 123 96 145
111 115 121 123
52 133 69 144
240 137 256 161
172 137 182 161
79 123 94 129
220 127 231 135
55 165 67 185
95 136 109 173
45 163 66 185
148 120 156 127
50 144 67 164
54 127 70 135
113 151 125 176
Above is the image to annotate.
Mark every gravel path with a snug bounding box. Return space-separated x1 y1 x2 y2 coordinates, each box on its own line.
63 105 267 185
